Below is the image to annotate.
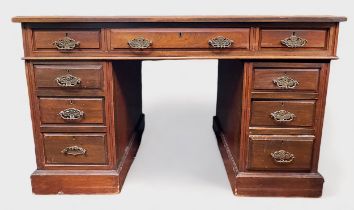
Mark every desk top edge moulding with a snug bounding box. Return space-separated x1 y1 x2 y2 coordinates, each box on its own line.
12 15 348 22
13 15 346 197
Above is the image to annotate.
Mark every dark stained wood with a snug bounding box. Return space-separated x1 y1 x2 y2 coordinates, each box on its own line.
26 61 116 171
117 114 145 190
260 29 328 49
35 89 105 97
22 55 340 60
238 62 255 172
251 92 318 100
311 63 330 172
43 133 107 165
40 125 107 133
18 21 342 59
39 97 105 124
216 60 245 167
110 28 250 49
30 115 144 194
111 61 143 162
31 169 120 194
33 29 102 50
213 116 239 193
247 135 314 171
25 61 45 169
14 16 344 197
235 172 324 197
250 100 316 127
213 117 323 197
33 63 103 89
102 61 117 168
249 127 315 135
12 15 347 23
253 68 319 91
214 60 333 197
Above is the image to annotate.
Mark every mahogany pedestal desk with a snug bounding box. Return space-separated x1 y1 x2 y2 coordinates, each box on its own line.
12 16 346 197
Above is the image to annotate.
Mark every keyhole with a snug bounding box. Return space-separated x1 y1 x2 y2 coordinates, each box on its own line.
66 69 70 73
69 100 73 105
179 32 183 38
292 32 296 36
65 32 68 37
281 102 285 107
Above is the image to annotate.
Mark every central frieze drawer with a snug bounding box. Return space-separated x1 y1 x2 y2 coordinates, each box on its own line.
110 28 250 50
250 100 316 127
43 133 107 165
39 98 104 124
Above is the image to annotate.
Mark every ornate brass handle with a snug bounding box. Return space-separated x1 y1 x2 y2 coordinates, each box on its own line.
56 74 81 87
53 36 80 50
128 37 152 49
208 36 234 48
271 150 295 163
270 110 295 122
61 145 87 156
281 32 308 48
273 75 299 89
59 108 84 120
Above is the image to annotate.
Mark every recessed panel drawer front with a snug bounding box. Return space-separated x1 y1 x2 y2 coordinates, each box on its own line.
43 133 107 165
33 63 103 89
253 68 319 91
39 98 104 124
110 28 250 50
260 29 328 50
247 135 314 171
250 100 316 127
33 30 102 51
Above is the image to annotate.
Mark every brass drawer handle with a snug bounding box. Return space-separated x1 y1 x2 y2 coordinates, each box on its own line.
271 150 295 163
281 32 307 48
273 75 299 89
128 37 152 49
56 74 81 87
270 110 295 122
61 145 87 156
208 36 233 48
59 108 84 120
53 36 80 50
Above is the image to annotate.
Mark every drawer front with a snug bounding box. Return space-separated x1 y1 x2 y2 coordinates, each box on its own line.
253 68 319 91
44 133 107 165
33 30 102 51
260 29 328 50
250 100 316 127
39 98 104 124
110 28 250 50
34 63 103 89
247 135 314 171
